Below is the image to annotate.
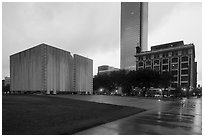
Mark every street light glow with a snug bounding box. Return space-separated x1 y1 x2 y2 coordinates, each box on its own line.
99 88 103 92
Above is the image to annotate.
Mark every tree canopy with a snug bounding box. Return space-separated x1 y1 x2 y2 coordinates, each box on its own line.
93 69 173 95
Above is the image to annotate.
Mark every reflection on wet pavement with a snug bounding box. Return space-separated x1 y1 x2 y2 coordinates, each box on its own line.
74 97 202 135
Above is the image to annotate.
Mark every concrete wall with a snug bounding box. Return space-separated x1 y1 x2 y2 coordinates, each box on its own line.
10 45 44 91
74 54 93 94
10 44 93 94
46 45 74 94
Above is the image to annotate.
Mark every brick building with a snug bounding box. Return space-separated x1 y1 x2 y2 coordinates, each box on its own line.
135 41 197 89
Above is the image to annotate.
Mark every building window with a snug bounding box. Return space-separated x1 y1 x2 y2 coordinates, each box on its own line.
139 62 143 67
154 66 160 71
162 59 168 64
181 76 188 81
182 49 188 55
181 63 188 68
188 49 192 54
154 54 160 59
172 51 178 56
162 52 168 58
172 70 178 75
146 66 151 69
172 57 178 63
181 69 188 75
172 64 178 69
146 55 151 60
172 83 178 87
181 83 188 87
162 65 168 70
168 52 172 57
146 61 151 66
154 60 159 65
181 56 188 62
172 76 178 81
139 56 143 61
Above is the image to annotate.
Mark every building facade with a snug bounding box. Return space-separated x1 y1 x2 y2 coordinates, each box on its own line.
135 41 197 89
98 65 119 75
10 44 93 94
121 2 148 70
74 54 93 93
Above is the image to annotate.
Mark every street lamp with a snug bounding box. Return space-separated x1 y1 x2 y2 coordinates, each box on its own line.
99 88 103 93
182 87 189 99
182 87 187 92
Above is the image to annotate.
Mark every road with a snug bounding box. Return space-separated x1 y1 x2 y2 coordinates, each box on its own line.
55 95 202 135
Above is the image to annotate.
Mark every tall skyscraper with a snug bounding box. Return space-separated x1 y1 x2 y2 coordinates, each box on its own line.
120 2 148 70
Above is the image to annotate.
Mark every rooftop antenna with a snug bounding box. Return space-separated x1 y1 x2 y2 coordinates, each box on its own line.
136 42 141 54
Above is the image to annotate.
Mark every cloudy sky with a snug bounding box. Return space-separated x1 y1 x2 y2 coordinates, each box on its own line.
2 2 202 85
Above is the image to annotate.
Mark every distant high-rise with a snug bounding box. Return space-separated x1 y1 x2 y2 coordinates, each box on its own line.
120 2 148 70
97 65 119 75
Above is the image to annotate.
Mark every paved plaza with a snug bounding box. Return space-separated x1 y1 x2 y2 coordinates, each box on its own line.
54 95 170 110
55 95 202 135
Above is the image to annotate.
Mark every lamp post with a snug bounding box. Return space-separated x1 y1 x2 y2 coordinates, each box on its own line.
182 87 189 99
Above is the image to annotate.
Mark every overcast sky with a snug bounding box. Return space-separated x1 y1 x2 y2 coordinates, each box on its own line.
2 2 202 85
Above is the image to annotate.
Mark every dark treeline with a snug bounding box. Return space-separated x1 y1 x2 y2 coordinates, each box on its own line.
93 69 174 96
2 84 10 94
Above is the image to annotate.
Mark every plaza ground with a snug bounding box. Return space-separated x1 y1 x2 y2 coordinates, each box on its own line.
2 94 202 135
2 95 144 135
57 95 201 135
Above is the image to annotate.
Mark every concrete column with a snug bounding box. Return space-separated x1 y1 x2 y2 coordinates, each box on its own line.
46 90 50 95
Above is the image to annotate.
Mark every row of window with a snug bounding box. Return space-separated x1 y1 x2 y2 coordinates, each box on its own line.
168 70 189 76
136 69 189 83
138 56 189 66
138 63 189 70
137 49 192 61
138 60 189 69
171 82 189 88
172 76 188 82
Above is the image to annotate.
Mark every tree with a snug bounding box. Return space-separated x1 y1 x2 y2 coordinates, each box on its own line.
159 71 174 89
93 69 173 97
110 69 131 94
133 69 160 96
93 74 112 92
2 84 10 94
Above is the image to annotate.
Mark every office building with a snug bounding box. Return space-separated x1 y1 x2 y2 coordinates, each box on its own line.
98 65 119 75
135 41 197 89
10 43 93 94
121 2 148 70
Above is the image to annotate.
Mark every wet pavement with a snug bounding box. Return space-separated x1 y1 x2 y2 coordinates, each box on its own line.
54 95 171 110
55 95 202 135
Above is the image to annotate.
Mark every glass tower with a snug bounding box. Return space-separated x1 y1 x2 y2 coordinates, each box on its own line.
120 2 148 70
